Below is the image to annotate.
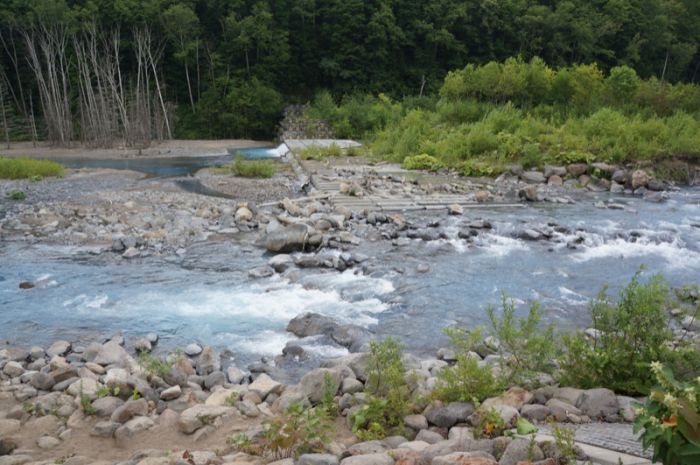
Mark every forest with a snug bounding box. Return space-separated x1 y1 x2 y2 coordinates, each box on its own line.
0 0 699 145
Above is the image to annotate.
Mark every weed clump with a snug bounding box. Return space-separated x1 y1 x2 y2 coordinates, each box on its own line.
0 157 64 179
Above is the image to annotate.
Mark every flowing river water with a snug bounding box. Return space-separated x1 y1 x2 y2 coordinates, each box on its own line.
1 157 699 372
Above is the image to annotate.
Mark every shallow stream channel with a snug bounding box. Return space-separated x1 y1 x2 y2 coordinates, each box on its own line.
2 155 699 379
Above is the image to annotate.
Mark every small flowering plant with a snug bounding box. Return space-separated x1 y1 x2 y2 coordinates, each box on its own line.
633 362 700 465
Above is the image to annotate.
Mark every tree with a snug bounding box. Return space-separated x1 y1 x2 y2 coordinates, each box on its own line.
162 4 200 112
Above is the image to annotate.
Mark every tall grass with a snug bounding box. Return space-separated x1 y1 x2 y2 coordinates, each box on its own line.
0 157 65 179
223 155 275 178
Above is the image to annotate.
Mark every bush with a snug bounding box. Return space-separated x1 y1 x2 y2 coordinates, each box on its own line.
7 190 26 200
435 327 503 403
225 155 275 178
402 154 442 171
138 352 171 378
252 403 333 460
486 296 557 386
350 337 410 439
634 363 700 465
0 157 64 179
558 269 691 394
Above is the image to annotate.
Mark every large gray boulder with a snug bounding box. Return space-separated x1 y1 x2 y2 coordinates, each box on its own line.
93 341 130 366
287 313 338 338
521 171 546 184
178 405 235 434
498 439 543 465
425 402 474 428
265 224 320 253
577 388 618 419
340 453 393 465
300 368 342 404
298 454 340 465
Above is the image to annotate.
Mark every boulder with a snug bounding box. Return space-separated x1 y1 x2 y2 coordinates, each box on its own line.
249 373 282 399
498 439 543 465
425 402 474 428
432 452 498 465
566 164 587 177
340 453 394 465
31 372 56 391
178 405 235 434
235 399 260 417
91 396 124 417
235 207 253 223
2 361 24 378
47 341 71 357
184 343 203 356
577 388 618 419
37 436 61 450
543 165 567 178
93 341 130 366
0 438 17 456
249 266 275 278
287 313 338 337
160 385 182 401
268 254 295 273
341 377 364 395
448 204 463 215
416 430 444 444
631 170 649 190
520 404 551 422
298 454 340 465
545 399 581 422
227 366 246 384
518 185 538 202
481 387 532 410
520 171 546 184
0 419 21 436
404 414 429 432
114 416 155 445
195 346 220 375
348 440 388 455
265 224 319 253
551 387 583 406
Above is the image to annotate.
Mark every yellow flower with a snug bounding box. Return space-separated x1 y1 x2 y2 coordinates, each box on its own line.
663 393 677 405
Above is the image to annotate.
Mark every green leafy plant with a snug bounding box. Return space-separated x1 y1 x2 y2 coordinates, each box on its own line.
350 337 410 438
138 352 172 378
402 153 443 171
225 155 275 178
473 407 507 439
558 269 690 394
131 387 141 401
633 363 700 465
320 372 340 417
22 401 35 414
435 327 503 403
549 421 578 464
261 403 333 460
7 190 26 200
79 383 96 416
486 295 557 385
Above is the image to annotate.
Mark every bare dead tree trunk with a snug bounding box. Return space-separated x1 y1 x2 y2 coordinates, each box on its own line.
142 29 172 140
0 75 10 149
23 24 73 145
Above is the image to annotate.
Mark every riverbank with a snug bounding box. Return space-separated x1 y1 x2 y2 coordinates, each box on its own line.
0 140 272 160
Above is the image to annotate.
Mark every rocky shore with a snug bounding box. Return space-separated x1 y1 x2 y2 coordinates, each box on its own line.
0 326 661 465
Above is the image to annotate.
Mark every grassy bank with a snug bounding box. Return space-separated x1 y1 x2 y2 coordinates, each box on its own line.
218 155 276 178
308 58 700 173
0 157 64 179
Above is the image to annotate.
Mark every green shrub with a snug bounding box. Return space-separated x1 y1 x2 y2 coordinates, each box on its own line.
402 154 442 171
7 190 26 200
261 403 333 460
351 337 410 439
486 295 557 386
473 407 507 439
138 352 171 378
0 157 64 179
459 160 500 177
634 363 700 465
225 155 275 178
435 327 503 403
558 269 691 394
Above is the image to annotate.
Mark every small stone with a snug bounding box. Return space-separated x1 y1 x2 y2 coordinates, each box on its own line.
47 341 71 357
160 385 182 401
235 207 253 223
236 399 260 417
37 436 61 450
447 204 463 215
184 343 203 356
249 266 275 279
416 429 444 444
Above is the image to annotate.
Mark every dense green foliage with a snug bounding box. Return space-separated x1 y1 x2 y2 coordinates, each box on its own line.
559 270 700 395
0 157 64 179
1 1 700 141
435 327 504 403
223 155 276 178
311 59 700 169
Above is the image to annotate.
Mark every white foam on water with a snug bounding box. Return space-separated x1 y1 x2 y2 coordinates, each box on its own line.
63 294 108 310
301 343 349 358
233 330 293 356
572 237 700 269
477 234 529 257
559 286 589 306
